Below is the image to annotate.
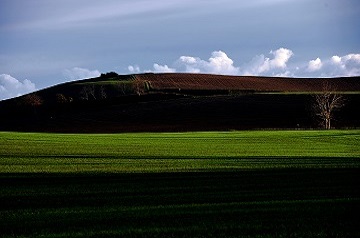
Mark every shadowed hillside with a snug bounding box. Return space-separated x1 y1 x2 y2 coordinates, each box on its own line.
0 73 359 132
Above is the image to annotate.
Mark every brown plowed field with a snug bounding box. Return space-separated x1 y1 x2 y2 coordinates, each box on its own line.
137 73 360 92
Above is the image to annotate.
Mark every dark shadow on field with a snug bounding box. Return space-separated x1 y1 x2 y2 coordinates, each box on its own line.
0 169 359 237
2 94 360 132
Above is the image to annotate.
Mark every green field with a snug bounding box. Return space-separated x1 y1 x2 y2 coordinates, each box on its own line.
0 131 359 237
1 130 359 173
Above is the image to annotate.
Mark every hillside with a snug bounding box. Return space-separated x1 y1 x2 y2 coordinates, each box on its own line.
0 73 359 132
137 73 360 92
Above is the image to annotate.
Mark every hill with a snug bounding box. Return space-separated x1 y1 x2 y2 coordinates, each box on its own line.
0 73 359 132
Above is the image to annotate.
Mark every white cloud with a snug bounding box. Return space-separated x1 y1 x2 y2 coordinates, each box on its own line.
128 51 239 75
331 56 342 64
153 64 176 73
128 64 176 73
307 58 322 72
63 67 100 81
179 56 197 64
0 74 36 101
128 65 141 73
274 70 294 78
178 56 202 73
208 51 239 75
243 48 294 75
177 51 239 75
270 48 293 69
327 53 360 77
303 54 360 77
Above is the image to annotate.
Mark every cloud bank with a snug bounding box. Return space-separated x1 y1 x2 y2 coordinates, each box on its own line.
328 54 360 77
303 54 360 77
128 48 360 78
0 74 36 101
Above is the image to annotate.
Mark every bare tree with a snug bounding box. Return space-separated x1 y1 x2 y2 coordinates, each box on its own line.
99 85 107 99
313 82 345 129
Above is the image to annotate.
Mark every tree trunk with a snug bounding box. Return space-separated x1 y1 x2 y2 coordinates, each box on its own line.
326 117 331 130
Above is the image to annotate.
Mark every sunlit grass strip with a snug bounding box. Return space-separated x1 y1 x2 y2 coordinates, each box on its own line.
0 130 359 173
1 130 359 158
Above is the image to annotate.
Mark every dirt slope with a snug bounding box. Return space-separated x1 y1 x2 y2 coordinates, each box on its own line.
138 73 360 92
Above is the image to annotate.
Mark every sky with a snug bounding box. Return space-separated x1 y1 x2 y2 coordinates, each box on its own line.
1 0 360 100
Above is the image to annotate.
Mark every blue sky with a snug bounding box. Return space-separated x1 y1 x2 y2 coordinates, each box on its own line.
1 0 360 100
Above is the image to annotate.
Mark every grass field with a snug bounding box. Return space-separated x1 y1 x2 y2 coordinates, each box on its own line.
0 130 359 173
0 131 359 237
